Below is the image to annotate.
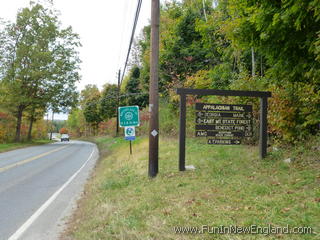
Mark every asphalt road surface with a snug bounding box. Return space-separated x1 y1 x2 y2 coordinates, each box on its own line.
0 140 98 240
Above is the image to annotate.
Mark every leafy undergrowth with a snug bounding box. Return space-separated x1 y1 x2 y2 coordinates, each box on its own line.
0 139 54 153
63 136 319 240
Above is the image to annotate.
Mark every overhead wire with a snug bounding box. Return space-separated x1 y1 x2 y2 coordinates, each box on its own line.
117 0 133 70
120 0 143 86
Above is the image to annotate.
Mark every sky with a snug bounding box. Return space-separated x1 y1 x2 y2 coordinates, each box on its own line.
0 0 154 119
0 0 152 90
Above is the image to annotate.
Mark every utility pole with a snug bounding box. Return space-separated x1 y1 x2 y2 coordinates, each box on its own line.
149 0 160 178
116 69 120 136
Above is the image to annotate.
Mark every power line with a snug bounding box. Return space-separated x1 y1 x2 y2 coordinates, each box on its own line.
120 0 143 85
117 0 134 69
82 92 148 102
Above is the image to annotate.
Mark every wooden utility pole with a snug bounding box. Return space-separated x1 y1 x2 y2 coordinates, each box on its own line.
149 0 160 177
116 69 120 136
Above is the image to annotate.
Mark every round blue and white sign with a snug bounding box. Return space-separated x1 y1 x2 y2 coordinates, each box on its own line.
124 126 136 140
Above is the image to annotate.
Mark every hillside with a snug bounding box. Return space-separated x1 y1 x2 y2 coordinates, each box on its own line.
63 135 319 240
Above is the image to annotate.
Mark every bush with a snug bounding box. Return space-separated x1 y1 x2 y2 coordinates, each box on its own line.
268 83 320 143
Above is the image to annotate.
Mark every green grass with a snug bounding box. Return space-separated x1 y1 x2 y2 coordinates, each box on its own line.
64 136 320 240
0 139 54 153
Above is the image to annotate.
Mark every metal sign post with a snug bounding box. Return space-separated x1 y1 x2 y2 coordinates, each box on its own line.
116 69 121 136
119 107 140 156
130 140 132 155
124 126 136 155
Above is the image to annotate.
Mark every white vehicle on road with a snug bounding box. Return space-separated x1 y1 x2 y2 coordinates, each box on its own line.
61 134 70 142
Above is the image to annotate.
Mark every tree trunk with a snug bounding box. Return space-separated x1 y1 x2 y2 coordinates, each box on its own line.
251 47 256 77
260 55 263 76
202 0 207 22
27 109 35 141
50 111 54 140
95 123 99 136
15 105 24 142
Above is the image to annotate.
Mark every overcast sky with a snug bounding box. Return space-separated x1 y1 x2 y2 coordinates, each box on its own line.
0 0 156 120
0 0 152 91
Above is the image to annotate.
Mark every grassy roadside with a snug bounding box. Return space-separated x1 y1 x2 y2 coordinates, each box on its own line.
63 136 319 240
0 139 54 153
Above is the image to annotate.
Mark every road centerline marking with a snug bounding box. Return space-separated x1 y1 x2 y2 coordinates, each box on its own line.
0 145 70 173
8 147 96 240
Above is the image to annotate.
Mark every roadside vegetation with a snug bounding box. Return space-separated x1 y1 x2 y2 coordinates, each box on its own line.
0 1 80 143
0 139 53 153
64 0 320 145
61 1 320 238
63 135 319 240
1 0 318 145
0 0 319 238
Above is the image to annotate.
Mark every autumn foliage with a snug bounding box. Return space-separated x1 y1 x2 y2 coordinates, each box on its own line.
67 0 319 143
59 128 69 134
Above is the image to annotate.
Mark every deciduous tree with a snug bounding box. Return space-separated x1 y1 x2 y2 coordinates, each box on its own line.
0 1 80 142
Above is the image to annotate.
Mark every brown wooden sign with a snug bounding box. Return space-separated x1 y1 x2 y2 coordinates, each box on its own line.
207 139 241 145
195 103 253 144
176 88 272 171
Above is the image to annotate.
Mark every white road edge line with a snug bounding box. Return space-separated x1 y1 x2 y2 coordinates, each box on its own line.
8 147 96 240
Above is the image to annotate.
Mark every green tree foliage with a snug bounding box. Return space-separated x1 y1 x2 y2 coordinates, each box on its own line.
100 84 118 120
220 0 320 141
125 66 148 108
0 1 80 142
83 101 102 134
222 0 320 83
136 25 151 92
80 84 100 108
66 108 86 137
129 0 319 142
160 1 212 92
81 84 102 135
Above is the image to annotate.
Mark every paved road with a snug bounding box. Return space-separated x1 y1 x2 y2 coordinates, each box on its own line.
0 140 98 240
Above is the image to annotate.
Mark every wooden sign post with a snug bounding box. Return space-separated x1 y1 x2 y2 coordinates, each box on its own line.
176 88 272 171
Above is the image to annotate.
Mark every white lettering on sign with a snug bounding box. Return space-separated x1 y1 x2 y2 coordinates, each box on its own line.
202 105 230 111
233 113 244 118
222 119 236 124
232 106 244 111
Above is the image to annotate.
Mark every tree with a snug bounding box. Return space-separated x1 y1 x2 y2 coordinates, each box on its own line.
118 0 319 142
80 84 101 135
125 66 148 108
137 25 151 92
100 84 118 120
59 127 68 134
159 1 212 92
80 84 100 109
0 1 80 142
220 0 320 140
83 101 102 135
67 108 86 137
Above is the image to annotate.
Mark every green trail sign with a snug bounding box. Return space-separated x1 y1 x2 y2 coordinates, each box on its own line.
118 106 140 127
